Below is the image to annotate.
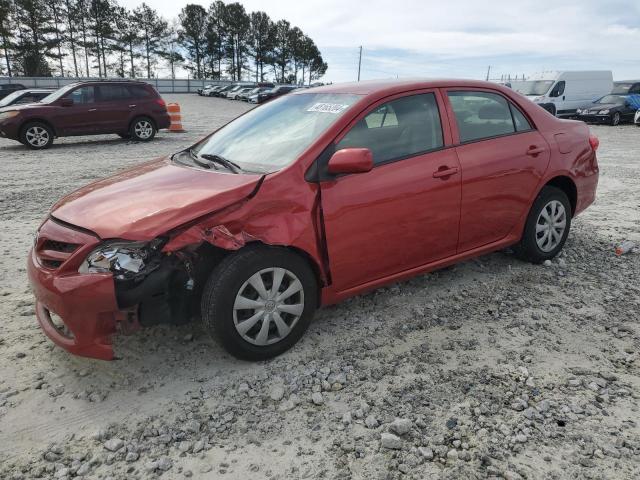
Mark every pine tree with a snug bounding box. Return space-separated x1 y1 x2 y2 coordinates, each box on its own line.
134 3 167 78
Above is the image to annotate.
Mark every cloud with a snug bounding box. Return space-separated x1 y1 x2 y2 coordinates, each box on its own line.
120 0 640 81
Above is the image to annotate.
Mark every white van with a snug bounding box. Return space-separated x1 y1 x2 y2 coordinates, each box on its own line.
514 71 613 117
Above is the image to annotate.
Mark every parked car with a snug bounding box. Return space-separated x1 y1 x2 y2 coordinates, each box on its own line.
27 79 599 361
206 86 225 97
0 83 27 100
197 84 216 95
575 94 638 125
222 85 254 99
0 80 170 149
249 85 296 104
227 87 254 100
514 71 613 117
0 89 53 107
612 80 640 95
237 87 269 101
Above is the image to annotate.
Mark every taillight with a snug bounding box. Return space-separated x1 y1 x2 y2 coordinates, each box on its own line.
155 98 166 108
589 133 599 151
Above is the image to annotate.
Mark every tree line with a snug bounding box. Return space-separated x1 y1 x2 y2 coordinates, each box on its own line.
0 0 328 84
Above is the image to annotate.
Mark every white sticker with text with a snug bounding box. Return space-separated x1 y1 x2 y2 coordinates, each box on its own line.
307 103 350 114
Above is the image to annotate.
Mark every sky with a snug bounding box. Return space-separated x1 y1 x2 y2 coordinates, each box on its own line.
120 0 640 82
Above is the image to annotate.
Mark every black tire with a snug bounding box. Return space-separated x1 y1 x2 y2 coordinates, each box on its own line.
201 245 318 361
20 121 54 150
611 112 621 126
129 117 156 142
514 186 572 263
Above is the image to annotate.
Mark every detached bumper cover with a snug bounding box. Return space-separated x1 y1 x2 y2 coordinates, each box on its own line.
27 218 121 360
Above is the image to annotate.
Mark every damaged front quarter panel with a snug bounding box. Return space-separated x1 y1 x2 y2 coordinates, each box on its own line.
162 168 329 286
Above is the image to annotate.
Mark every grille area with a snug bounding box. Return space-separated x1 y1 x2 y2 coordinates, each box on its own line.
34 219 95 271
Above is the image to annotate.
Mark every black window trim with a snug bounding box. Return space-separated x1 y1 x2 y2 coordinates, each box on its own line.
446 89 537 147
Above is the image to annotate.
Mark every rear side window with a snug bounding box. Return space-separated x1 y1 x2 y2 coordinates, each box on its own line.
98 85 131 101
337 93 444 165
447 91 532 142
127 85 152 98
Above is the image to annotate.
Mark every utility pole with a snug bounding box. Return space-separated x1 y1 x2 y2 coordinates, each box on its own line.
357 46 362 81
485 65 491 81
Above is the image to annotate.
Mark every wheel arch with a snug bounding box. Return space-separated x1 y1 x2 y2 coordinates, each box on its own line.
128 114 157 131
544 175 577 215
20 118 57 137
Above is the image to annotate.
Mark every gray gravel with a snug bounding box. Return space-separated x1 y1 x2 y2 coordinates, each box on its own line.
0 95 639 479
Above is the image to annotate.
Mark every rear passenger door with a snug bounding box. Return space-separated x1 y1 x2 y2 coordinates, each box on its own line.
320 91 461 292
95 84 134 133
445 89 550 252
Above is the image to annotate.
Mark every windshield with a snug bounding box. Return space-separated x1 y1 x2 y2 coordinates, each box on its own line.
596 95 626 105
514 80 554 96
40 84 79 104
0 90 25 107
188 93 360 173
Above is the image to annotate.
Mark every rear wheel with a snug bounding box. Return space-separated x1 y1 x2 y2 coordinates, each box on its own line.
129 117 156 142
514 186 571 263
20 122 54 149
201 245 318 360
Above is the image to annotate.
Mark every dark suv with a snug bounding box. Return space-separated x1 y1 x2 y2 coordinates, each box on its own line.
0 83 27 100
0 80 170 149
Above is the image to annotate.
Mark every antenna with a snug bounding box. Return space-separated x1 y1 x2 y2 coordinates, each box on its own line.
357 46 363 82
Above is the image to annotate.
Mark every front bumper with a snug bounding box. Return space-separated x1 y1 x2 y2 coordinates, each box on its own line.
27 218 122 360
0 117 21 140
576 114 611 124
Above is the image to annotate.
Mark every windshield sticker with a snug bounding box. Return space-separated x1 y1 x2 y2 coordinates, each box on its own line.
307 103 350 114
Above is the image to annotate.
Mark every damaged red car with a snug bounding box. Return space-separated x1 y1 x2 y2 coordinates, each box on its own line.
28 79 599 361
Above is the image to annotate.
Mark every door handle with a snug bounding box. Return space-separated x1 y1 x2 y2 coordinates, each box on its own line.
526 146 545 156
129 104 137 108
433 166 459 179
88 108 97 112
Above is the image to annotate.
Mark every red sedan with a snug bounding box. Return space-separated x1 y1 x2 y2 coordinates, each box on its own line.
27 79 599 361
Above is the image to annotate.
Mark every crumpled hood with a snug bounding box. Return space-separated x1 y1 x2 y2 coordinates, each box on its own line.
51 157 263 240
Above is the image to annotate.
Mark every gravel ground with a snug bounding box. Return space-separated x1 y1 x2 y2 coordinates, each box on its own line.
0 95 639 480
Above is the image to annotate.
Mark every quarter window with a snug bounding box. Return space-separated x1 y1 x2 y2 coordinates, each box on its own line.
337 93 444 165
448 91 533 142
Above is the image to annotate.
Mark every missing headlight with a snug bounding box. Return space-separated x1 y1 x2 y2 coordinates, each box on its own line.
79 239 164 280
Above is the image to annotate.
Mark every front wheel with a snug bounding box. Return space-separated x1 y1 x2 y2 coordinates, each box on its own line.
201 245 318 360
20 122 54 149
514 186 572 263
611 112 621 126
129 117 156 142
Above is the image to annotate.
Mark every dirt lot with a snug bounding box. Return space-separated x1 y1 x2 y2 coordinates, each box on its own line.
0 95 639 480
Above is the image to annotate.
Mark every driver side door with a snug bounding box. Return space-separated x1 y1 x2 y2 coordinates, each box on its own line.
319 91 461 293
53 86 98 136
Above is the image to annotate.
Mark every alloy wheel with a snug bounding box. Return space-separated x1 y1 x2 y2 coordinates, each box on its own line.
233 267 304 346
535 200 566 252
612 112 620 126
25 126 50 148
134 120 153 139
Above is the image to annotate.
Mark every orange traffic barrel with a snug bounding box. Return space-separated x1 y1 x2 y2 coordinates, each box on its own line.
167 103 185 132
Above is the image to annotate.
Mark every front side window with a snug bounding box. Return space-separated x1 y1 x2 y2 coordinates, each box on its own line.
549 81 565 97
189 93 361 173
448 91 523 142
336 93 444 165
67 86 95 104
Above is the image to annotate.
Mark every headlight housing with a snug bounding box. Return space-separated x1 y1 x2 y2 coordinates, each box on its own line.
78 240 163 279
598 109 610 115
0 111 19 121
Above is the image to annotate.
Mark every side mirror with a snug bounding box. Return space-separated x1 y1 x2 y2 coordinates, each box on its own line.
60 98 74 107
327 148 373 175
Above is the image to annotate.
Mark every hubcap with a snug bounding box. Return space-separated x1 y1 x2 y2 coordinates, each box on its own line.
134 121 153 139
26 126 49 147
233 267 304 346
535 200 566 252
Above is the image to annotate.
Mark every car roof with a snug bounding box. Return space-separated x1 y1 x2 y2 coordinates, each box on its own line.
298 78 512 96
